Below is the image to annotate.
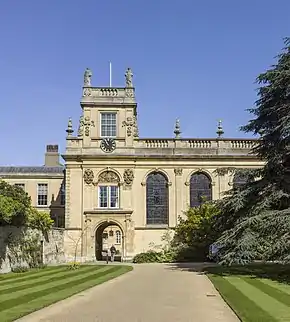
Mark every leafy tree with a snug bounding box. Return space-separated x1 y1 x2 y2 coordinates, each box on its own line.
214 38 290 265
27 208 54 233
0 181 31 226
173 202 220 260
0 180 53 231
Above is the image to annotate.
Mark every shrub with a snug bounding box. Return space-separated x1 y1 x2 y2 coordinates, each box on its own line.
67 262 81 270
133 251 163 263
174 245 208 262
12 266 29 273
133 250 178 263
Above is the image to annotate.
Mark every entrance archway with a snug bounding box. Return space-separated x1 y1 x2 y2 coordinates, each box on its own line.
95 221 124 261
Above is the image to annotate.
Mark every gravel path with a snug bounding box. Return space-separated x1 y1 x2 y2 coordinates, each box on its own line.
17 263 238 322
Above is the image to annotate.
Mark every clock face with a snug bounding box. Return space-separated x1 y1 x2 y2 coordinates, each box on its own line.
100 138 116 153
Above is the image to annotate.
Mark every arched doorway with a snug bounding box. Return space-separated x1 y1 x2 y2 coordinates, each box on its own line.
95 221 124 261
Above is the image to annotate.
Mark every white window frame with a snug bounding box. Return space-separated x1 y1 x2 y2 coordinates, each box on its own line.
100 112 117 138
115 230 121 244
14 183 25 190
98 185 119 209
37 183 48 206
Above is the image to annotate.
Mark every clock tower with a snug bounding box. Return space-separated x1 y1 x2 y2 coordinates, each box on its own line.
73 67 139 153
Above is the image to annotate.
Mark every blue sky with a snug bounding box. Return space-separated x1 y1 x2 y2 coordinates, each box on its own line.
1 1 289 165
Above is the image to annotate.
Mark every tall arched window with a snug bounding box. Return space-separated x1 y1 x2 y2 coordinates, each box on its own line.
233 170 254 189
190 172 212 207
146 172 169 225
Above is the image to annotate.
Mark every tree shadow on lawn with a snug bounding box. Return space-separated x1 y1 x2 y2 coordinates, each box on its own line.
166 262 290 284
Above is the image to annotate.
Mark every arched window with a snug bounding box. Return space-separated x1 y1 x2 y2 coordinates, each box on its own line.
146 172 169 225
116 230 121 244
98 171 120 208
233 170 253 189
190 172 212 207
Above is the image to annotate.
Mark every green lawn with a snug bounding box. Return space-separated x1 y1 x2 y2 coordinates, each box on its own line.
0 264 132 322
206 264 290 322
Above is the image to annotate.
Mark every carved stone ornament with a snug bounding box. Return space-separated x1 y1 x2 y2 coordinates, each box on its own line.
78 116 84 137
84 116 95 136
83 88 92 97
133 115 139 137
174 168 183 176
123 169 134 185
125 88 134 98
84 169 94 185
98 171 120 183
122 116 139 137
215 167 236 176
122 117 134 137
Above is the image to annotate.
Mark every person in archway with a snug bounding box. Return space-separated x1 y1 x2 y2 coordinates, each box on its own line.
110 244 117 262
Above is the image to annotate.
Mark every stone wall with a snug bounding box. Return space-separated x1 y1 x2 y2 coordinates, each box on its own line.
43 228 65 265
0 226 65 273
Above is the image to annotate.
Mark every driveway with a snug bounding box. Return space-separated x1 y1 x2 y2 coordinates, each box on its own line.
17 263 238 322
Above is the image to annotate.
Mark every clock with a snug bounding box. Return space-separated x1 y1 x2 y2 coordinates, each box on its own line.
100 138 116 153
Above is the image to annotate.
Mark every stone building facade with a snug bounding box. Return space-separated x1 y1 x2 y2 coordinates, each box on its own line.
62 68 263 261
0 68 264 262
0 145 65 228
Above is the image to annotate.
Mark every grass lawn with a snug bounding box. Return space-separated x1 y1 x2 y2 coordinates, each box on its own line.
0 264 132 322
206 263 290 322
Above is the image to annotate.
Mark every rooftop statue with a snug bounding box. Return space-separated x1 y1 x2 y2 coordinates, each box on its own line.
125 68 133 87
84 68 92 86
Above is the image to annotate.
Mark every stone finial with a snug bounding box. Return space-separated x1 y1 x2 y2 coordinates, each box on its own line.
125 68 133 87
66 117 74 136
216 120 224 138
84 68 92 86
174 118 181 139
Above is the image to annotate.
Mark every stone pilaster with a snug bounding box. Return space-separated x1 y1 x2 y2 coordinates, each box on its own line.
64 168 71 228
174 168 183 225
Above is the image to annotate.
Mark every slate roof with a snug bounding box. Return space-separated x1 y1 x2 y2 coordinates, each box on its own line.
0 166 65 174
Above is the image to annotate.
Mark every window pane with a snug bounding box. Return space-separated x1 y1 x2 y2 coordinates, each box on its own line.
37 184 48 206
58 214 65 228
146 172 168 225
110 186 118 208
116 230 121 244
51 214 65 228
101 113 116 137
233 170 253 189
190 173 212 207
99 186 108 207
14 183 25 190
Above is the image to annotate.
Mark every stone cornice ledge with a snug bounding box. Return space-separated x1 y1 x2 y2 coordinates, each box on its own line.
84 209 133 215
62 154 260 161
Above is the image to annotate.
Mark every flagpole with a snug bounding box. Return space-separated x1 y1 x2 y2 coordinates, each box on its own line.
109 62 112 87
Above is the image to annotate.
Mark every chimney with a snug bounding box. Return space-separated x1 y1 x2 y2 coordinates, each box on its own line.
45 145 60 167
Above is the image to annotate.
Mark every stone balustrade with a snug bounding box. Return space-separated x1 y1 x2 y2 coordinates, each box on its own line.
136 138 257 150
230 139 256 149
81 87 136 105
188 139 212 149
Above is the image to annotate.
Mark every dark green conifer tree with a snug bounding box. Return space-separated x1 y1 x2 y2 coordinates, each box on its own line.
215 38 290 265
